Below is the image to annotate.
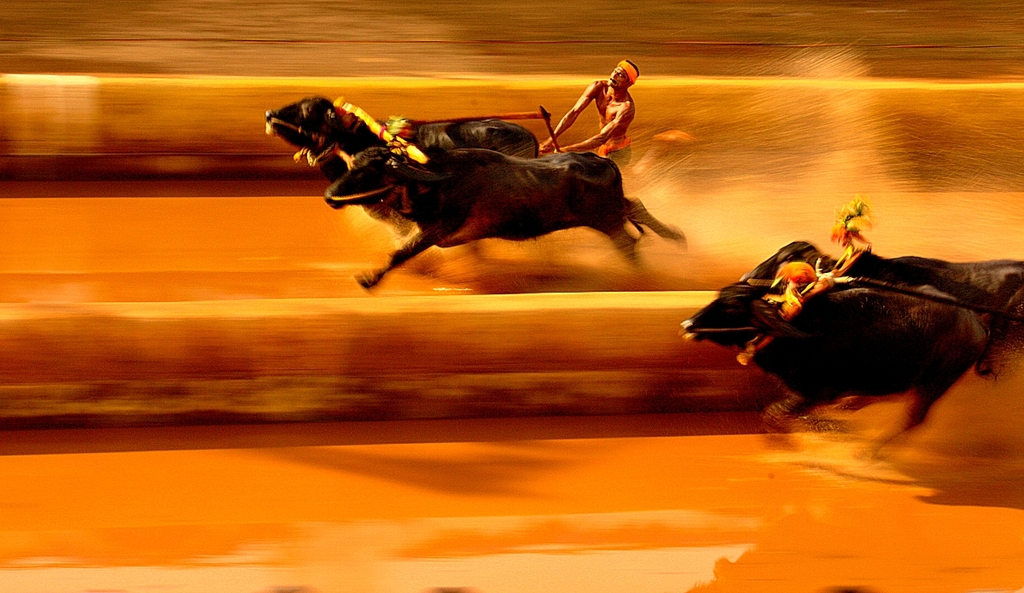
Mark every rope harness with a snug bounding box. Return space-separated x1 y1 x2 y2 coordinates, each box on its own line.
266 115 345 167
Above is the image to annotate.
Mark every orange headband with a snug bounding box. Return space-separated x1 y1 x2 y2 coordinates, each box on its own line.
617 60 639 84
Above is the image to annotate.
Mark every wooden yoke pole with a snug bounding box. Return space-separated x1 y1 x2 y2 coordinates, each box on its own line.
408 110 546 125
539 105 561 153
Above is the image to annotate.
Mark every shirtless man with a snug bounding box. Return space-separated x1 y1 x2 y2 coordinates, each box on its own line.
539 60 639 166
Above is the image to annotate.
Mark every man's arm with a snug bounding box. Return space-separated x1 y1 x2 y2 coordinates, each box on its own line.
539 81 602 153
559 107 634 153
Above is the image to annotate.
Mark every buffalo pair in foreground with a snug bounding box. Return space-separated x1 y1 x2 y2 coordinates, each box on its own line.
683 241 1024 445
327 147 687 288
266 96 541 236
740 241 1024 376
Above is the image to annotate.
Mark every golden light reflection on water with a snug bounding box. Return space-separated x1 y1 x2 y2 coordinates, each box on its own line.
1 425 1023 593
2 44 1024 593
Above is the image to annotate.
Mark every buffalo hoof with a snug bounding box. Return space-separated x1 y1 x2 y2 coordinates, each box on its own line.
674 231 688 250
356 272 381 290
762 400 795 430
803 415 847 434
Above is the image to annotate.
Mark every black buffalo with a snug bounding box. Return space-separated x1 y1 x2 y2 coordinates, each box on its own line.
266 96 541 235
740 241 1024 375
741 241 1024 313
681 281 988 443
264 96 539 182
325 146 686 289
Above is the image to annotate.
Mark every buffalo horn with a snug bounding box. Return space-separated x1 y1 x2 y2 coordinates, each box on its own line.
324 185 396 206
750 299 815 338
388 159 450 183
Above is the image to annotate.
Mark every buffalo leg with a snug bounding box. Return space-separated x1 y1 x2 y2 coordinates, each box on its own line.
605 226 641 266
357 232 437 289
763 394 813 430
763 393 847 433
627 199 687 248
876 371 968 453
871 389 944 455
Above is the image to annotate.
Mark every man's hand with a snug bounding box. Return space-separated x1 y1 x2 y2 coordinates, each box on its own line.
539 140 556 155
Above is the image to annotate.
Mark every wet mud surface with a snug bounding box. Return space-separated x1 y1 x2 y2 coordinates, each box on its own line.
1 407 1023 593
2 178 1024 592
3 2 1024 591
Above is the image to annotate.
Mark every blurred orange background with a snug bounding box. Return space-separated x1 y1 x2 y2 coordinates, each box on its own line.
2 2 1024 592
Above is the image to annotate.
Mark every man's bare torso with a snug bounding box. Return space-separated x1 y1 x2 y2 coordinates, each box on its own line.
591 81 634 140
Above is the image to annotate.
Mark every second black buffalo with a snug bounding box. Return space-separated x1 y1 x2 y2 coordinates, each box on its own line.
740 241 1024 376
325 147 687 288
681 280 989 443
265 96 539 182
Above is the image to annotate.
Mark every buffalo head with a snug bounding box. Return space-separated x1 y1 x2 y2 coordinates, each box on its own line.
323 147 450 209
265 96 339 153
739 241 829 283
265 96 380 175
681 282 814 347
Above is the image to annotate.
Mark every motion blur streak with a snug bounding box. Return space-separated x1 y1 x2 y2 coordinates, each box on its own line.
4 1 1024 592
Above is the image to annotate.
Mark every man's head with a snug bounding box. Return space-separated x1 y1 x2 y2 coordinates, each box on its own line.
609 60 639 89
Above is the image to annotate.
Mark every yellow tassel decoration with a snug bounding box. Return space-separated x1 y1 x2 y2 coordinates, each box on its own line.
333 99 429 164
